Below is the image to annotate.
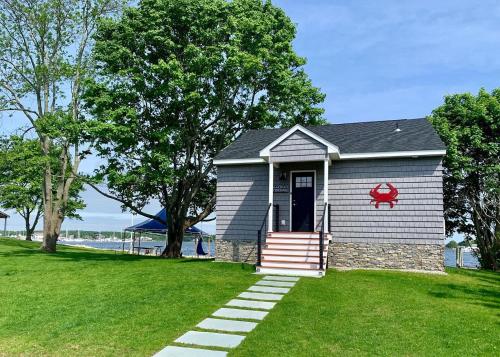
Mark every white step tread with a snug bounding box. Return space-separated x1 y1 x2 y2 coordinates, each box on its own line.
197 318 257 332
261 261 321 269
257 267 325 278
154 346 227 357
262 275 300 282
266 238 322 244
238 291 284 301
247 285 290 294
255 280 295 287
263 249 327 257
226 299 276 310
262 255 323 263
268 232 331 238
175 331 245 348
265 244 328 250
212 307 268 320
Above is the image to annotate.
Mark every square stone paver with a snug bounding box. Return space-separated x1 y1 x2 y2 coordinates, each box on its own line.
197 318 258 332
238 292 284 301
226 299 276 310
255 280 295 288
154 346 227 356
263 275 300 282
248 285 290 294
175 331 245 348
212 307 268 320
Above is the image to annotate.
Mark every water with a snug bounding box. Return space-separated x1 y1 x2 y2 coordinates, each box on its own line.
59 239 215 256
58 241 479 268
444 248 479 268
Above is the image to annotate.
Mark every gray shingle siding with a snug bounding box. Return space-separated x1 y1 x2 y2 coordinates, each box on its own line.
329 157 444 245
270 132 327 163
216 157 445 246
216 165 268 241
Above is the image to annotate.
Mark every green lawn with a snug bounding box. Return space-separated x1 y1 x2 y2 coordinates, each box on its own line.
1 238 498 356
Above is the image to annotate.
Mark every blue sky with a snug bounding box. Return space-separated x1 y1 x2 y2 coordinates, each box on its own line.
2 0 500 235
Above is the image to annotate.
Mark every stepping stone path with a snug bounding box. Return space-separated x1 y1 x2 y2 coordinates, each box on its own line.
153 275 300 356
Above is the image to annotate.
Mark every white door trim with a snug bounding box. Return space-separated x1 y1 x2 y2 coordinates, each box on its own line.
289 170 317 232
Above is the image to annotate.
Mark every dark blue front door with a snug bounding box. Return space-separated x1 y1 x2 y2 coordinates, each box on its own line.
291 172 314 231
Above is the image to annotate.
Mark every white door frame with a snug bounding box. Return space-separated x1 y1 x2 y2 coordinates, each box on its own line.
289 170 317 232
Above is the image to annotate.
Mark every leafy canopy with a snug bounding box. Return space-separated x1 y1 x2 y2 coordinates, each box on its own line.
429 88 499 270
85 0 326 241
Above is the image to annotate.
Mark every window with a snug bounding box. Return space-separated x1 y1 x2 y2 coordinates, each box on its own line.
295 176 312 188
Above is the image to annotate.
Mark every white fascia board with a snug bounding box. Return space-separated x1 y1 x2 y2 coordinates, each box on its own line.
259 124 339 157
213 158 266 165
338 150 446 160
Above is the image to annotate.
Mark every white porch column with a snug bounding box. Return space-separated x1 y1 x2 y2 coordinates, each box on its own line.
324 158 329 232
268 162 274 232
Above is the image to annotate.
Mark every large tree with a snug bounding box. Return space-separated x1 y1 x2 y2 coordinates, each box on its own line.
0 136 84 241
429 88 499 271
85 0 326 257
0 0 121 252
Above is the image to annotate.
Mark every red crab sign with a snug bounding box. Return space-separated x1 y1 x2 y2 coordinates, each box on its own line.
370 182 399 208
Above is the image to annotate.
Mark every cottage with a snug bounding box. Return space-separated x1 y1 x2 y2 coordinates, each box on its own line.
213 118 446 276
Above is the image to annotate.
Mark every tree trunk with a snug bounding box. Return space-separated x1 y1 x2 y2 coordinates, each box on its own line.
162 214 185 258
472 208 498 271
25 220 32 241
41 203 63 253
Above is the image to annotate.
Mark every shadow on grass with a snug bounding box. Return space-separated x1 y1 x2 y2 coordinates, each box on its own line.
428 272 500 310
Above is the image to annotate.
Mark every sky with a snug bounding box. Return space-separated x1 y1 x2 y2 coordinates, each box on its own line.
2 0 500 235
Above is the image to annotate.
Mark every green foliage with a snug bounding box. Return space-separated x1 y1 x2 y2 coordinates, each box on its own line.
0 0 122 251
85 0 326 255
446 240 458 248
0 136 85 239
429 88 499 270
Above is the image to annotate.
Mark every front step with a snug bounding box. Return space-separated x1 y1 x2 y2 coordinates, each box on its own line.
262 249 327 257
259 231 330 278
266 238 322 245
261 255 324 263
256 267 325 278
265 243 328 251
261 261 322 270
268 232 332 239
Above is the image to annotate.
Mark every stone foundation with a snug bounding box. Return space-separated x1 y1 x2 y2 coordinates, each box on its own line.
328 242 444 272
215 239 257 264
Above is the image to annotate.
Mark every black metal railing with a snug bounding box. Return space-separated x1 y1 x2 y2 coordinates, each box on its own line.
328 203 331 233
318 202 328 270
257 203 272 266
274 204 280 232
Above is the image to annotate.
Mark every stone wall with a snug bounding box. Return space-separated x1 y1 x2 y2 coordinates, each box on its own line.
215 239 257 264
328 242 444 272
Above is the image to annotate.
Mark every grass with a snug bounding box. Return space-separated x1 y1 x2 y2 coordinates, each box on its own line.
0 238 258 356
1 238 499 356
233 269 500 357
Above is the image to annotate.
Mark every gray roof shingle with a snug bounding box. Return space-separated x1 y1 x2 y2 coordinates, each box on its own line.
215 118 445 160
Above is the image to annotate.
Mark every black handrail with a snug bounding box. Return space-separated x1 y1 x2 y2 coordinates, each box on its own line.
328 203 331 233
257 203 272 266
274 204 280 232
318 202 328 271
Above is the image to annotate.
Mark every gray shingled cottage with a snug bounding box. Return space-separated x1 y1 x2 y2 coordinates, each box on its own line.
213 118 446 276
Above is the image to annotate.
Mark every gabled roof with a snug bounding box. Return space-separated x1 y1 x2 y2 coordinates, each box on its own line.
259 124 340 158
214 118 446 164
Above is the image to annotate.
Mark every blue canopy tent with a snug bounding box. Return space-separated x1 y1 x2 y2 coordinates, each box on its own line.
124 208 208 255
